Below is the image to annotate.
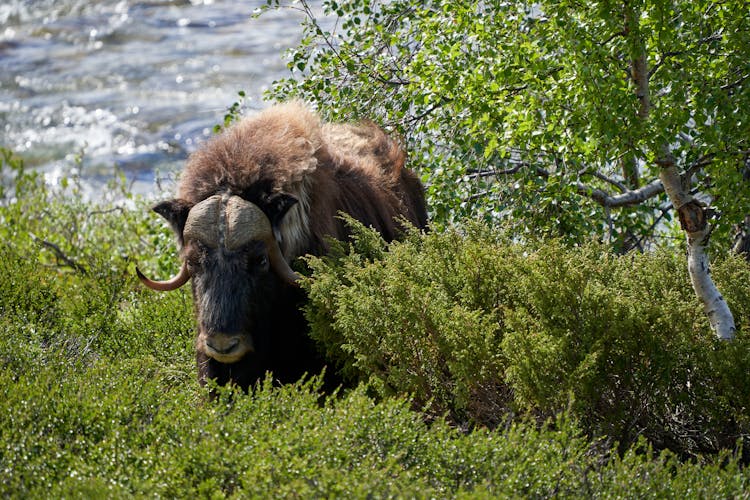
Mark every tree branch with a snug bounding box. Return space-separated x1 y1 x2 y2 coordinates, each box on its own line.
721 72 749 93
587 170 629 193
577 178 664 208
405 97 452 124
467 161 665 207
465 163 533 179
30 233 88 275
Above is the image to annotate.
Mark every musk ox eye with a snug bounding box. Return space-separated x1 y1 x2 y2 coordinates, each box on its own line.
185 251 204 274
256 255 269 269
186 259 200 275
245 251 269 272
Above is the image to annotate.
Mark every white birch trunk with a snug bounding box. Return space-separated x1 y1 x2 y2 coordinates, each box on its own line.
659 164 736 340
624 4 735 340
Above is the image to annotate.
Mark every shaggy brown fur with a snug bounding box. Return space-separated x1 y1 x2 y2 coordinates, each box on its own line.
178 101 427 258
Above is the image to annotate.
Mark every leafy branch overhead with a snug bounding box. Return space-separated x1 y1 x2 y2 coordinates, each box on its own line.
260 0 748 339
262 0 749 254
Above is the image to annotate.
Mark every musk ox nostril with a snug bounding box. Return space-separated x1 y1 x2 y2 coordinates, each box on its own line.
199 333 252 364
205 336 240 355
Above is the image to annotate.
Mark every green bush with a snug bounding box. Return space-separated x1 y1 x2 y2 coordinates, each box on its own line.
0 148 194 367
304 219 750 456
3 152 750 496
4 358 750 498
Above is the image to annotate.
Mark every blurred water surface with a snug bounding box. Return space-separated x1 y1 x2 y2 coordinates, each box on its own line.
0 0 306 197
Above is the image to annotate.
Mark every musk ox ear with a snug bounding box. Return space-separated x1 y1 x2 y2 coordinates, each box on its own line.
153 198 193 245
264 192 298 242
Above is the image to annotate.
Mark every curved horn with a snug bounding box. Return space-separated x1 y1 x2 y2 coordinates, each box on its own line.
136 261 190 291
266 236 301 285
225 196 301 286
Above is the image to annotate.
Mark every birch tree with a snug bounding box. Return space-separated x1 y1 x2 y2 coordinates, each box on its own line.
621 1 736 338
262 0 749 338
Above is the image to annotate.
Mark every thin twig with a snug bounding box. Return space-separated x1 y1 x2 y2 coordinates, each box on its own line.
588 170 629 193
30 233 88 275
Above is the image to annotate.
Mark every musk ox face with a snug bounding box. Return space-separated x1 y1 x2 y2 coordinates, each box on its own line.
188 238 278 364
137 192 301 366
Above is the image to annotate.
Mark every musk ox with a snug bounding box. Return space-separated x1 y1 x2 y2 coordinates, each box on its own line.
137 101 427 390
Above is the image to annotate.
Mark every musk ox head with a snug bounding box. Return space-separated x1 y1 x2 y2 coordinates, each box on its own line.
137 192 300 365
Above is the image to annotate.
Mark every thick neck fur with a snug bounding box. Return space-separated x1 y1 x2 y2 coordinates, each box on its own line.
176 100 427 262
277 175 314 260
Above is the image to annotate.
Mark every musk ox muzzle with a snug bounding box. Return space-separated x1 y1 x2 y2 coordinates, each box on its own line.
136 194 300 292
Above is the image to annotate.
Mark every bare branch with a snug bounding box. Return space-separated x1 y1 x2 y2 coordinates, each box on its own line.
650 33 724 78
30 233 88 275
587 170 629 193
685 154 715 179
405 98 452 124
465 164 530 179
467 190 493 201
576 178 664 208
597 30 626 47
721 73 750 92
464 159 665 208
87 207 126 219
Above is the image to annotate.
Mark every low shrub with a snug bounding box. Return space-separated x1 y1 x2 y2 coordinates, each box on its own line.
304 219 750 456
0 149 195 369
3 153 749 496
3 361 749 498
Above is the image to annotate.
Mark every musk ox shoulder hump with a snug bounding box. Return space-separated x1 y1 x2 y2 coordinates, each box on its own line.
178 100 323 203
321 121 406 183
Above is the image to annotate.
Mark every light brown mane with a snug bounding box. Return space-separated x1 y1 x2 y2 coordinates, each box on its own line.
177 101 427 259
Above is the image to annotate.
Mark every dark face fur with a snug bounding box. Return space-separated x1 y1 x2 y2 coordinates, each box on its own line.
186 238 282 364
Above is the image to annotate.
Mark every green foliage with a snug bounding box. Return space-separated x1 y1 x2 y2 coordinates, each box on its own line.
3 151 749 495
304 220 750 456
212 90 249 134
261 0 750 251
6 354 749 498
0 148 194 367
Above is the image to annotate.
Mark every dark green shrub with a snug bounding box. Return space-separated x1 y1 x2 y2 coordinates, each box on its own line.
304 219 750 456
3 150 750 496
5 355 748 498
304 222 517 425
501 244 750 456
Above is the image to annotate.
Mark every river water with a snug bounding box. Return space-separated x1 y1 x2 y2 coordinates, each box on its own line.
0 0 310 198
